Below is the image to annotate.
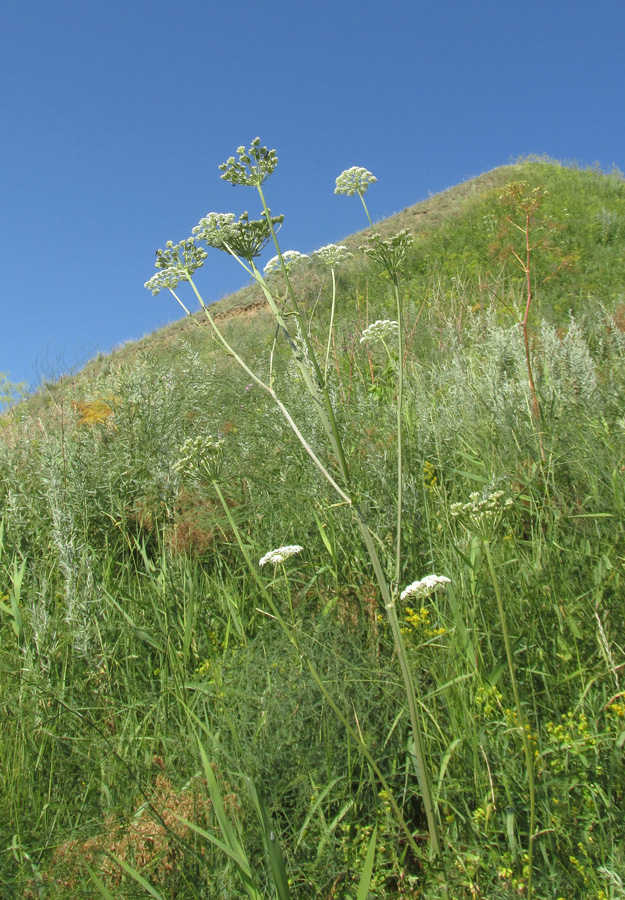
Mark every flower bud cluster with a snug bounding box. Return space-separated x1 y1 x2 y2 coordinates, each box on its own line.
263 250 308 277
450 489 514 542
219 138 279 187
259 545 303 567
362 229 414 278
311 244 353 268
144 239 208 295
359 319 399 344
335 166 377 197
174 435 224 480
192 211 284 261
400 575 451 603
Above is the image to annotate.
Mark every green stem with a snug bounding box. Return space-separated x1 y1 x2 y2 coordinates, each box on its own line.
394 276 404 587
483 541 535 900
324 267 337 382
182 279 352 506
256 184 351 484
356 521 445 870
359 192 374 229
281 562 295 624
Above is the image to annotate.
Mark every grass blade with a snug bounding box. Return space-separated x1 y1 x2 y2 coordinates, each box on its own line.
245 777 291 900
356 823 377 900
108 854 166 899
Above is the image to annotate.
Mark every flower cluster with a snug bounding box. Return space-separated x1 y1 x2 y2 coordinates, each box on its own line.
192 211 284 262
311 244 353 268
545 711 596 775
335 166 377 197
423 460 438 493
174 435 224 481
402 605 447 642
259 545 303 567
144 239 208 295
361 229 414 278
450 489 513 542
400 575 450 603
219 138 279 187
263 250 308 277
359 319 399 344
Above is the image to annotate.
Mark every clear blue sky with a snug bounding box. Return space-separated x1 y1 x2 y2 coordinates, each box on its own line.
2 0 624 391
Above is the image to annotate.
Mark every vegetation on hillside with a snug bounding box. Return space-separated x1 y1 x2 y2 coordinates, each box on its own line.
1 149 625 899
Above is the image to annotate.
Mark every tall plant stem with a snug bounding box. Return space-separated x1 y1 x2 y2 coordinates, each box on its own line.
256 184 351 484
359 192 374 229
520 321 545 462
181 279 351 507
483 541 535 900
394 276 404 587
324 267 337 381
356 520 445 873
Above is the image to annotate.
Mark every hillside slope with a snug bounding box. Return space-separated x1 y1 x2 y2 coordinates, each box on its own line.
13 157 623 417
1 159 625 899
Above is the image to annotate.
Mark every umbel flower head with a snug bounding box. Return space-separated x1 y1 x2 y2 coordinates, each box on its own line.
192 211 284 262
362 229 414 278
312 244 353 268
144 239 208 295
335 166 377 197
259 545 303 567
263 250 309 278
219 138 279 187
400 575 451 603
174 435 224 481
450 488 514 543
360 319 399 345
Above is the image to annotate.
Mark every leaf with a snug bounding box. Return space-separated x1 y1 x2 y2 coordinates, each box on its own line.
445 582 476 670
356 824 377 900
1 558 26 642
108 854 166 899
85 865 118 900
246 778 291 900
196 739 262 900
102 589 164 652
435 738 462 805
294 777 342 850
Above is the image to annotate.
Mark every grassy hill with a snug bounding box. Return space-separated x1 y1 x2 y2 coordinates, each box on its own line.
1 155 625 899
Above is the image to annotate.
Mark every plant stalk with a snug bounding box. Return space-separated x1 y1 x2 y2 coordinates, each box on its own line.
483 540 535 900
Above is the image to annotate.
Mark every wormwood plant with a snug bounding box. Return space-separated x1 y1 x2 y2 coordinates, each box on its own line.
146 140 449 887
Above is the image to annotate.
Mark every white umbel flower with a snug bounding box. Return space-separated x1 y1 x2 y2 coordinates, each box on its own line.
360 319 399 344
450 488 514 542
312 244 353 267
259 545 304 567
263 250 308 277
335 166 377 197
400 575 451 603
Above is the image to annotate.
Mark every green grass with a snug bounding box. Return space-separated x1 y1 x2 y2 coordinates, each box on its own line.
1 156 625 899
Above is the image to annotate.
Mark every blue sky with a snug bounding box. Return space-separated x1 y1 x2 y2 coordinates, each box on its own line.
2 0 624 392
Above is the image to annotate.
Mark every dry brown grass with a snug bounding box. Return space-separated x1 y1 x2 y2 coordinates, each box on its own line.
25 772 213 897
